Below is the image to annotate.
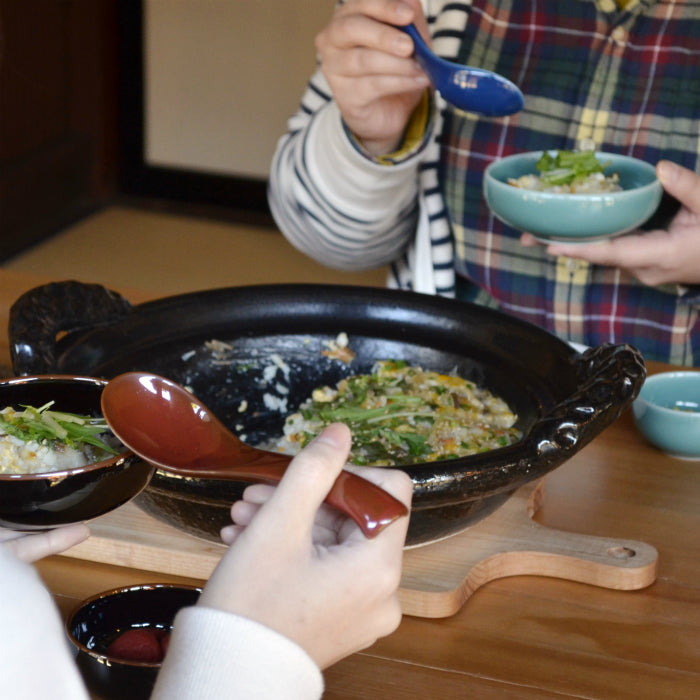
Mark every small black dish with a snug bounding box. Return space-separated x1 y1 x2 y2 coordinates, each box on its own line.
66 583 201 700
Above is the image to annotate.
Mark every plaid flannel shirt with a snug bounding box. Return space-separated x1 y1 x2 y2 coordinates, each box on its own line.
269 0 700 365
435 0 700 365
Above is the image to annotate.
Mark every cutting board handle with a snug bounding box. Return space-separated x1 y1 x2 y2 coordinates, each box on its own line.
399 480 658 618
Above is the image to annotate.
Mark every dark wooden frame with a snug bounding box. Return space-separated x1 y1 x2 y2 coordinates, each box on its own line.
117 1 272 222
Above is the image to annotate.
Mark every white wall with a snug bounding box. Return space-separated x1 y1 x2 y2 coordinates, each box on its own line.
144 0 332 179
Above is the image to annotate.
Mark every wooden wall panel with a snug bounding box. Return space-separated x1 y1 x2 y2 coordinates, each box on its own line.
0 0 119 259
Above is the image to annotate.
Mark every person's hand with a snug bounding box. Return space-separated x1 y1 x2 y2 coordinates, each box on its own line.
0 523 90 564
521 160 700 287
315 0 431 156
197 422 413 669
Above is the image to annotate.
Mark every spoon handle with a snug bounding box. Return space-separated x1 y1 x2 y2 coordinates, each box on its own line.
173 459 409 539
326 469 410 538
399 23 439 73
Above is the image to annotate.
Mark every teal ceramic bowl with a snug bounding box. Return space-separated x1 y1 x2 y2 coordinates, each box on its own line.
632 371 700 460
483 151 663 243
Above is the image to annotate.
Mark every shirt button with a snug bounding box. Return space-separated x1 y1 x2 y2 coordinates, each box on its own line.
565 258 588 274
611 26 627 46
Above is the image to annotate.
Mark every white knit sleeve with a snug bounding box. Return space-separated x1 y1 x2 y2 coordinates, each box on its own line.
151 606 324 700
0 549 91 700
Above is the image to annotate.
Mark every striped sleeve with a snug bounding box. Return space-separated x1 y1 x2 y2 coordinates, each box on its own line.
267 69 423 272
267 0 460 294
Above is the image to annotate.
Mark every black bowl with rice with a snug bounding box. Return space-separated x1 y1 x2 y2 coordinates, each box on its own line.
0 375 154 530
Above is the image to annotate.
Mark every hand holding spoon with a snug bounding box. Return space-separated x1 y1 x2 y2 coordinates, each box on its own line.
400 23 524 117
100 372 409 538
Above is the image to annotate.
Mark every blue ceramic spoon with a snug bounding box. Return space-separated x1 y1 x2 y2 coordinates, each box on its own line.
400 23 524 117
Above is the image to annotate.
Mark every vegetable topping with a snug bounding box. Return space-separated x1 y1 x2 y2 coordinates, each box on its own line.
508 149 621 193
0 402 118 454
278 360 521 466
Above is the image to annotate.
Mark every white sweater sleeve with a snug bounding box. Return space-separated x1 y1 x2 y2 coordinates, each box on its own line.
151 606 324 700
0 549 91 700
268 69 423 272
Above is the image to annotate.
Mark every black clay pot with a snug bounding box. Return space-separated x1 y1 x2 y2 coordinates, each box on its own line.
9 282 645 545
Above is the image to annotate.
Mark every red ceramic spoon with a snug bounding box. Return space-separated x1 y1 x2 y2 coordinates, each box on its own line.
100 372 408 538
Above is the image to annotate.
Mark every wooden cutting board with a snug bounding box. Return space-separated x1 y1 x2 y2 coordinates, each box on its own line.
63 479 658 619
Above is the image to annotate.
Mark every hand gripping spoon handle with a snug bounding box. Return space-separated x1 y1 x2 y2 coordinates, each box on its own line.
101 372 409 538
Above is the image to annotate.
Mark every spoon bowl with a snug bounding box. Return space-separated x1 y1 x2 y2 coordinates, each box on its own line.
100 372 408 538
400 23 524 117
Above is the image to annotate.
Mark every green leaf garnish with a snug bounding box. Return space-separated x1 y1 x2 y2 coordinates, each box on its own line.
0 402 119 455
536 149 611 187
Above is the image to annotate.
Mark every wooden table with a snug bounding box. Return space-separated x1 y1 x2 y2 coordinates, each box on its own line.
1 270 698 699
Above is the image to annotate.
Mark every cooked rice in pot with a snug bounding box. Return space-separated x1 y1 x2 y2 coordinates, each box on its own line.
269 360 521 467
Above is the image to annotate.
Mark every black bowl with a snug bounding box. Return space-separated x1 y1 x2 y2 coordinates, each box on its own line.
0 375 155 529
9 282 646 545
67 583 201 700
